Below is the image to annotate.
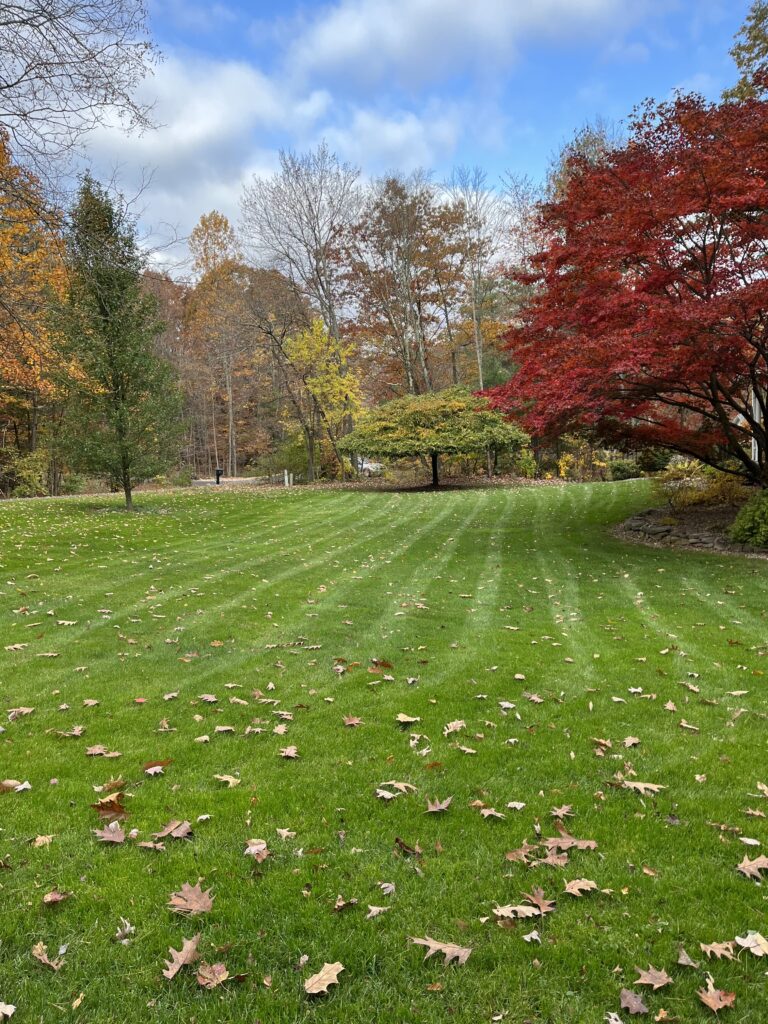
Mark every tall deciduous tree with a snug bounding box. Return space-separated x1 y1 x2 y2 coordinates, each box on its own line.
60 176 180 508
0 133 65 455
339 387 526 487
725 1 768 101
0 0 157 167
488 93 768 486
240 143 359 341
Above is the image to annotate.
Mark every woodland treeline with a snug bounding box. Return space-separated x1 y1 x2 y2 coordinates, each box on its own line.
2 0 768 497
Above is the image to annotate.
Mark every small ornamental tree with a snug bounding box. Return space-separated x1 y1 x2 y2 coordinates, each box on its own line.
488 92 768 487
338 387 527 486
59 177 181 509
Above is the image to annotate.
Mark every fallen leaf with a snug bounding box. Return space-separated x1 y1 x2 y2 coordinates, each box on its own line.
162 934 201 979
410 936 472 966
635 966 673 990
304 962 344 995
697 975 736 1013
620 988 649 1015
168 882 214 916
31 942 64 971
196 962 229 988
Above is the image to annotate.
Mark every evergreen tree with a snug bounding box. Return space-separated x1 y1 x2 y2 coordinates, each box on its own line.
59 176 180 508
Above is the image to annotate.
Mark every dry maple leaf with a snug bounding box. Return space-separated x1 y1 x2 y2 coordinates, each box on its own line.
697 975 736 1013
551 804 573 819
168 882 214 916
91 792 127 820
343 716 363 727
564 878 597 896
279 745 299 759
620 988 649 1015
162 934 201 979
31 942 64 971
245 838 270 862
196 962 229 988
635 965 673 990
304 962 344 995
480 807 505 820
93 821 125 844
426 796 452 813
410 936 471 966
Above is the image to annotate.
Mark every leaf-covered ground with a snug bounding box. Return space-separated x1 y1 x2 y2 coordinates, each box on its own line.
1 481 766 1023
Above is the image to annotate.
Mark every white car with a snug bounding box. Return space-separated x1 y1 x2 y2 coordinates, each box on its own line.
360 458 383 477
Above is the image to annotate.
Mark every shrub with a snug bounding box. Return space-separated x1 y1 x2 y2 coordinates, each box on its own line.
610 458 642 481
512 446 537 479
730 490 768 547
637 447 672 473
654 460 749 510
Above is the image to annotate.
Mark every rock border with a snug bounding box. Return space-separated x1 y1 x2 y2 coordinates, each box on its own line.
614 504 768 559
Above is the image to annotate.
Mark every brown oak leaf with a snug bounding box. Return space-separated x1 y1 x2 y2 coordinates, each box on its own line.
697 975 736 1013
31 942 64 971
162 934 201 979
410 936 471 966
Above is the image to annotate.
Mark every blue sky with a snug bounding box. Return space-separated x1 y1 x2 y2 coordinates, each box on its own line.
86 0 749 266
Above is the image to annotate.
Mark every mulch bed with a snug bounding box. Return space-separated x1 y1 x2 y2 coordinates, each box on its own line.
614 502 768 559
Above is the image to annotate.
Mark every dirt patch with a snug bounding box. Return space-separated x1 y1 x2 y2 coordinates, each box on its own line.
614 503 768 559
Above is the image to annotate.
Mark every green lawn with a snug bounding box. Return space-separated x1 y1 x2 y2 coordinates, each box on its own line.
1 481 766 1023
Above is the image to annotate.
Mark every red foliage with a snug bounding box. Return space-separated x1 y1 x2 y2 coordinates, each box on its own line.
489 93 768 483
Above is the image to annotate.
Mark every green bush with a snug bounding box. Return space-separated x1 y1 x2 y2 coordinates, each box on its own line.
730 490 768 547
637 447 672 473
60 472 86 495
610 458 642 481
512 446 537 479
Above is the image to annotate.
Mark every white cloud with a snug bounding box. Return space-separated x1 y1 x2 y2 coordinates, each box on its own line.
83 54 323 269
322 104 463 172
288 0 652 90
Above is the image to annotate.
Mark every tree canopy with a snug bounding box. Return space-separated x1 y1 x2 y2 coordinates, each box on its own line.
488 92 768 486
338 387 527 485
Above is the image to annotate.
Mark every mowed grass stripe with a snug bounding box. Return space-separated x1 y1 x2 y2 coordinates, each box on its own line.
1 482 767 1023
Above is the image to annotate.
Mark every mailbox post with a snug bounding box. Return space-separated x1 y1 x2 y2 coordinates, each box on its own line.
215 468 224 485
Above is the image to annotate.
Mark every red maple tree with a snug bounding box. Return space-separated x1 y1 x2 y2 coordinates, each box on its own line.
489 92 768 484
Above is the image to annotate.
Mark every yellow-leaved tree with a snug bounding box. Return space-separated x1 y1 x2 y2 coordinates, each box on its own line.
283 318 361 479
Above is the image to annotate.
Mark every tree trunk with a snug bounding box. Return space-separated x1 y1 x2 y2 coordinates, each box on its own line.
431 451 439 487
225 364 236 477
305 427 315 483
122 465 133 510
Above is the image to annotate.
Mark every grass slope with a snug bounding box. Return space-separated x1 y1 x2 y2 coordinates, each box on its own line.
0 481 766 1023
